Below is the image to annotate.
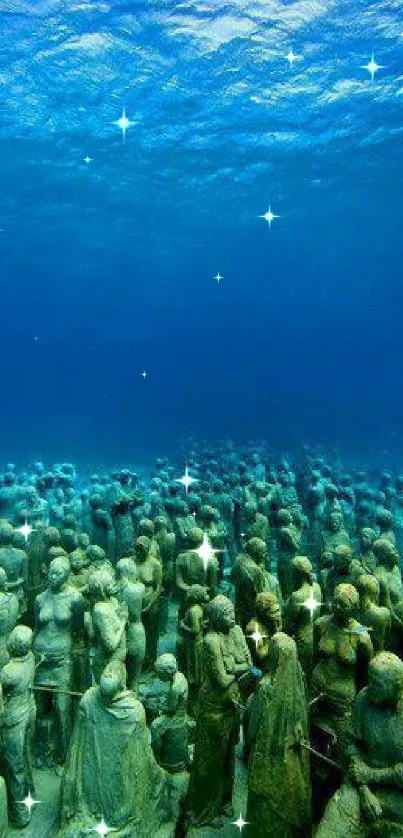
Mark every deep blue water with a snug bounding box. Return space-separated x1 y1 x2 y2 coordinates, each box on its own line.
1 0 403 469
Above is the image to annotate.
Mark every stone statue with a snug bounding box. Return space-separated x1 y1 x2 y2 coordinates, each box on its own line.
0 625 36 827
245 592 282 668
317 652 403 837
59 660 168 838
0 567 19 668
184 595 252 828
179 584 209 711
150 653 190 769
283 555 322 684
87 569 128 684
320 510 350 556
355 573 391 653
33 556 85 765
111 492 136 558
246 632 311 838
277 519 302 600
0 520 27 615
233 537 280 631
311 583 373 819
135 536 163 670
115 557 146 694
175 527 218 622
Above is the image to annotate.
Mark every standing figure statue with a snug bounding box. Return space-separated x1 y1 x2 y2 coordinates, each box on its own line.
33 556 84 766
87 570 127 684
116 557 146 694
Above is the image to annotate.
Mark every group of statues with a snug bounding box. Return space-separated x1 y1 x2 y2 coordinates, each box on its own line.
0 449 402 835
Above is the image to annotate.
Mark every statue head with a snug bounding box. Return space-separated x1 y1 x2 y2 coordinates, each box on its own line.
332 583 359 626
45 526 61 548
255 592 282 634
48 556 71 591
373 538 399 569
135 536 151 562
154 515 169 534
276 508 292 527
100 660 127 703
333 544 353 574
138 518 155 538
88 569 117 601
77 532 90 550
205 595 235 633
89 494 104 510
368 653 403 707
116 557 138 582
328 511 343 533
291 556 313 587
356 574 380 605
376 508 394 533
187 527 204 550
0 521 13 547
245 537 267 566
86 544 107 565
7 625 33 658
359 527 376 552
155 653 178 683
186 584 209 606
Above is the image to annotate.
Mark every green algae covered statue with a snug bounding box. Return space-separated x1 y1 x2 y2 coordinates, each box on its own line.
87 569 127 684
317 652 403 838
0 567 19 668
0 625 36 828
59 660 168 838
115 557 146 694
283 555 322 684
246 632 311 838
185 595 252 828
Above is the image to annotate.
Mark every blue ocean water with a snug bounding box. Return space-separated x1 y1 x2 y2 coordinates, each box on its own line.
1 0 402 470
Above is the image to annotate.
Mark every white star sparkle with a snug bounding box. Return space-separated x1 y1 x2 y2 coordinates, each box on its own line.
259 206 280 228
361 55 384 82
214 272 223 283
286 49 300 67
192 533 220 571
91 817 116 836
142 371 147 379
302 588 321 618
247 624 267 650
83 155 92 165
232 813 249 832
16 520 34 542
176 466 197 494
113 108 135 140
21 792 41 813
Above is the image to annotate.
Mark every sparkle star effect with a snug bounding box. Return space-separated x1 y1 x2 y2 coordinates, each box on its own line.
286 48 300 67
176 466 197 494
113 108 135 140
302 588 321 619
214 272 223 283
259 206 280 229
232 813 249 832
16 520 34 542
142 371 147 379
192 533 220 571
247 624 267 650
91 817 117 837
361 55 384 82
21 792 41 813
83 155 92 165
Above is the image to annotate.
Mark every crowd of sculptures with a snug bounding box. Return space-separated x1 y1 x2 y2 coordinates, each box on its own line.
0 448 402 835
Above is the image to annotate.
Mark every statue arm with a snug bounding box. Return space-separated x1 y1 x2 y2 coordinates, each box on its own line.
204 634 234 689
93 604 126 653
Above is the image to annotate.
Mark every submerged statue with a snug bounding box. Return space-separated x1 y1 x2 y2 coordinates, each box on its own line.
283 555 322 684
115 557 145 694
87 569 128 684
59 660 168 838
246 632 311 838
0 567 19 668
184 595 252 828
317 652 403 838
0 625 36 828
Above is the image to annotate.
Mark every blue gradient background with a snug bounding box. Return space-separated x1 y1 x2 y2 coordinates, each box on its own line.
0 0 402 468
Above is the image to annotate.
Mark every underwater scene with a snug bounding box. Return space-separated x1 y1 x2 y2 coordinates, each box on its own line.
1 0 403 836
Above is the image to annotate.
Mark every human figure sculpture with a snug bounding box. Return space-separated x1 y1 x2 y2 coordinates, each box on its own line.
88 494 113 553
311 583 373 818
376 507 396 544
327 544 354 598
135 535 163 670
175 527 218 623
0 625 36 827
111 492 136 558
0 520 27 615
0 567 19 668
349 528 377 584
373 538 403 609
184 595 252 828
283 555 322 684
115 557 145 693
276 515 302 600
246 632 311 838
320 509 350 556
316 652 403 838
33 556 85 766
179 584 209 711
154 515 176 634
87 569 127 684
85 543 114 580
355 574 391 653
233 537 280 631
59 660 167 838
